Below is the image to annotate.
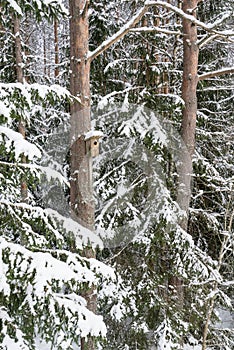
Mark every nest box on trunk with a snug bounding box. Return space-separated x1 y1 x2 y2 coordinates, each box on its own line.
85 130 103 158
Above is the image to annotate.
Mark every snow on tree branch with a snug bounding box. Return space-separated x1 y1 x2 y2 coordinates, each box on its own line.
146 1 234 37
0 126 41 160
199 67 234 81
130 26 181 35
198 34 220 48
87 5 150 61
4 0 68 16
88 0 234 62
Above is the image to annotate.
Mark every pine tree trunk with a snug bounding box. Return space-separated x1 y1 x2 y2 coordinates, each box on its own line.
171 0 199 338
14 15 28 203
54 19 59 78
69 1 96 349
178 0 198 229
43 28 47 77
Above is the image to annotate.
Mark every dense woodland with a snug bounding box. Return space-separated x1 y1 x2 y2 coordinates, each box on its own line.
0 0 233 349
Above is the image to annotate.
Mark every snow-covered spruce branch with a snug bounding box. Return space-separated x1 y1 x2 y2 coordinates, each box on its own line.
0 161 70 186
199 67 234 81
0 200 102 248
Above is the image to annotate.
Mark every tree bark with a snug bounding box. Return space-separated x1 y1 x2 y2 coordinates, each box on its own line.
171 0 198 334
43 27 47 77
14 15 28 203
178 0 198 229
54 19 59 78
69 1 96 349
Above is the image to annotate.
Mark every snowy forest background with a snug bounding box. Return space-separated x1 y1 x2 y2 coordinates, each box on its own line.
0 0 233 349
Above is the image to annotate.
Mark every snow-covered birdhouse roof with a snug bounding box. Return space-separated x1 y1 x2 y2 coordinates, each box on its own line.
84 130 104 141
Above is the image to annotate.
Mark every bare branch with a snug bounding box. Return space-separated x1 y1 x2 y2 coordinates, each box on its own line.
199 68 234 81
130 26 181 35
98 86 144 102
198 34 220 48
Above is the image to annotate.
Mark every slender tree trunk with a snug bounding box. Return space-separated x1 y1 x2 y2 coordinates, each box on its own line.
14 15 28 203
54 19 59 79
170 0 199 338
69 1 96 349
14 16 23 83
178 0 198 229
43 28 47 77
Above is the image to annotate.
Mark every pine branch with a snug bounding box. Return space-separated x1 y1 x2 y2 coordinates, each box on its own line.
199 68 234 81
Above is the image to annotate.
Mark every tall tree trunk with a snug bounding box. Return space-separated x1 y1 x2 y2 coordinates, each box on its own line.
43 27 47 77
178 0 198 229
69 1 96 349
14 16 23 83
170 0 199 338
54 19 59 79
14 15 28 203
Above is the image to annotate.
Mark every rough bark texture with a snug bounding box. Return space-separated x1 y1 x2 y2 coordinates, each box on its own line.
14 15 28 203
178 0 198 229
172 0 198 337
14 16 23 83
69 1 96 349
69 0 94 230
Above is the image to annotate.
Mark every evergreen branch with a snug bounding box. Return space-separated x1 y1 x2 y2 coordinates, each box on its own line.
198 68 234 81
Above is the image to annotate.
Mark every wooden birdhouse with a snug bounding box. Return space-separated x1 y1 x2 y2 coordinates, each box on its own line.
85 130 103 158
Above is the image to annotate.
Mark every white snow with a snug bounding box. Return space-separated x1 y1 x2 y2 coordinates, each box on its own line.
7 0 23 15
0 101 11 120
39 165 70 186
0 250 10 296
0 235 112 348
85 130 104 140
0 126 41 159
46 209 103 249
0 82 70 102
